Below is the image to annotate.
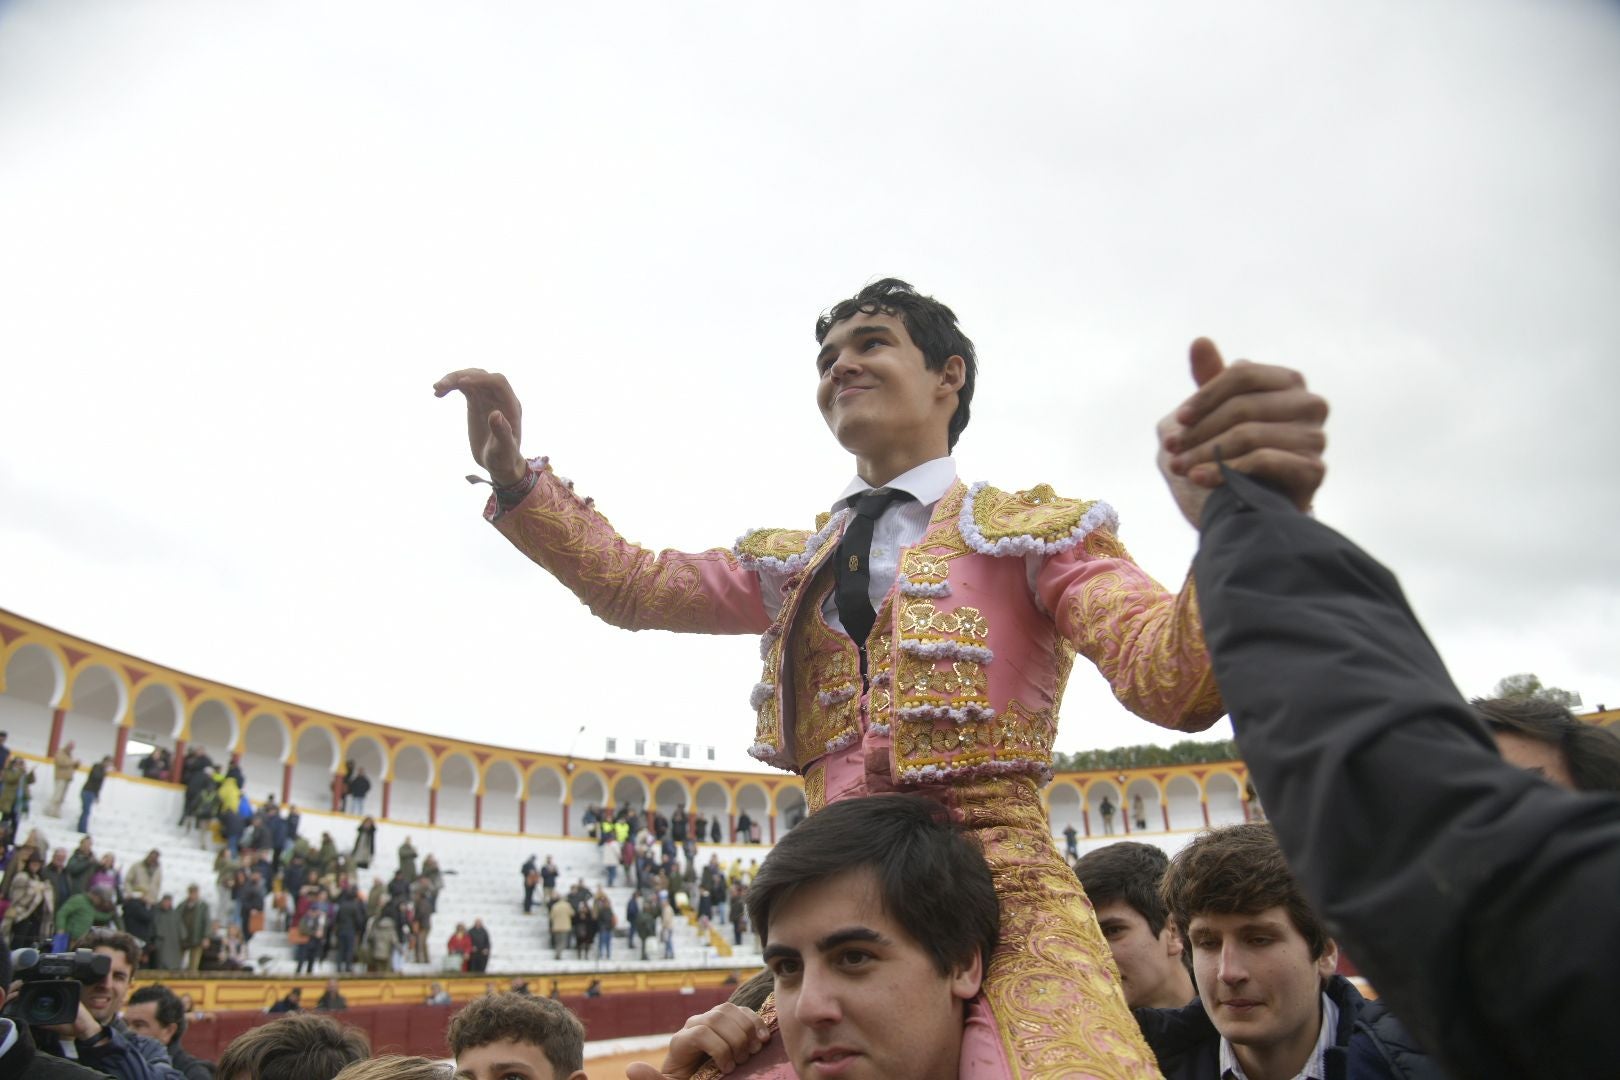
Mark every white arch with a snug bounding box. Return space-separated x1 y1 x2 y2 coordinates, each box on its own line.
291 726 340 809
483 759 522 833
611 773 650 811
1165 775 1204 831
188 699 239 757
0 644 65 755
70 664 128 725
132 682 184 742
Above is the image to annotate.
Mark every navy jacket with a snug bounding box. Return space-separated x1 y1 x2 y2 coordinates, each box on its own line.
1134 975 1440 1080
1194 469 1620 1078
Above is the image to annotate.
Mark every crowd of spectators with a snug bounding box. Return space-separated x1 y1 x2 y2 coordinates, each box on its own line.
509 802 765 966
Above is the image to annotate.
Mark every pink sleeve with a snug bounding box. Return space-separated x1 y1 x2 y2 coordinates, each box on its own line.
1037 527 1224 732
489 462 772 636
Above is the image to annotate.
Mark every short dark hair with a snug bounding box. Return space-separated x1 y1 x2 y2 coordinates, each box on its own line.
746 794 998 978
74 927 141 970
1075 841 1173 938
1473 697 1620 794
128 984 187 1040
446 993 584 1075
217 1013 370 1080
815 278 978 450
1161 823 1329 961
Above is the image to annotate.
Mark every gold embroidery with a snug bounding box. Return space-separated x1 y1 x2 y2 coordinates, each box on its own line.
735 527 815 562
972 483 1102 545
960 777 1162 1078
895 701 1054 770
504 497 734 633
791 597 861 768
1057 553 1224 733
900 550 950 582
898 600 989 639
803 763 826 813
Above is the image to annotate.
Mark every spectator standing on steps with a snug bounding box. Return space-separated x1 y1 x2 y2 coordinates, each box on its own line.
333 887 365 974
521 855 538 914
467 918 491 973
351 817 376 870
0 755 35 835
346 768 371 815
1063 822 1078 860
398 838 418 882
76 756 111 834
549 895 572 960
540 856 558 903
177 885 210 972
46 741 78 818
1099 795 1116 836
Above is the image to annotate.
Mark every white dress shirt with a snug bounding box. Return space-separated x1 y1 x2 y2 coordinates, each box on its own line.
1218 993 1339 1080
820 457 960 631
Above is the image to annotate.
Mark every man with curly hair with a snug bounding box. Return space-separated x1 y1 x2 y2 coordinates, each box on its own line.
448 993 586 1080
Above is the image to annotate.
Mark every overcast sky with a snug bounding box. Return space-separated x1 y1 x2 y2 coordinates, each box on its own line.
3 0 1616 772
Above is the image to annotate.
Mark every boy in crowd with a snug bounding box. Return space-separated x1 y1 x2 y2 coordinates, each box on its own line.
1134 824 1433 1079
1074 841 1195 1009
215 1014 368 1080
448 993 587 1080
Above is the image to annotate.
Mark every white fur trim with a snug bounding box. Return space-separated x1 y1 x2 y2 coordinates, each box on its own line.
898 639 994 665
895 703 997 724
734 509 851 573
957 481 1119 558
816 685 858 707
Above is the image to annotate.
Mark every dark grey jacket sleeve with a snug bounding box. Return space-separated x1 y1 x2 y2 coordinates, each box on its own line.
79 1025 185 1080
1193 468 1620 1080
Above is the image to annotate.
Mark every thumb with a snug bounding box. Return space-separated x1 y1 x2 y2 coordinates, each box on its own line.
490 409 513 441
1189 337 1225 387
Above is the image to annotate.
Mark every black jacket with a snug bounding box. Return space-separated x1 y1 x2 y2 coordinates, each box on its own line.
0 1019 105 1080
1134 975 1440 1080
1194 469 1620 1079
165 1043 214 1080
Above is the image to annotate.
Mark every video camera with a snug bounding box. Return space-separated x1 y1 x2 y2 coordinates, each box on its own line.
4 948 110 1027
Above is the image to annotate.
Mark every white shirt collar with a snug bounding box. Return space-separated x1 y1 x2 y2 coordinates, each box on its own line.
1218 992 1339 1080
832 457 957 511
0 1018 17 1058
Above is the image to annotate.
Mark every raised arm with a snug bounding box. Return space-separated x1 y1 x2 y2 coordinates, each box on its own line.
1194 467 1620 1079
1037 531 1224 732
435 369 771 636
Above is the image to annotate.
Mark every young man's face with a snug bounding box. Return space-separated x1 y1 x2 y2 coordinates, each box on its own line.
1094 899 1191 1010
764 868 980 1080
815 312 960 465
1188 907 1337 1063
84 947 134 1025
122 1000 177 1045
454 1038 584 1080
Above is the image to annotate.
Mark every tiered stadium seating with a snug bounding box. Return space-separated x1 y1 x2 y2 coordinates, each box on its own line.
28 771 773 975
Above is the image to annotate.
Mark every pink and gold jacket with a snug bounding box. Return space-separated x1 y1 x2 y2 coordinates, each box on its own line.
490 459 1222 792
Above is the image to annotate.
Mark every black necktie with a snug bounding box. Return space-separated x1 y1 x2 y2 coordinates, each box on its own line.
835 488 909 647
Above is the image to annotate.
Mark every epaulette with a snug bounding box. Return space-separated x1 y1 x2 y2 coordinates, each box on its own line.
733 510 849 574
958 482 1119 557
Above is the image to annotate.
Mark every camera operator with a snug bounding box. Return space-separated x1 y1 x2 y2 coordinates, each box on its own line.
0 946 104 1078
22 929 184 1079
